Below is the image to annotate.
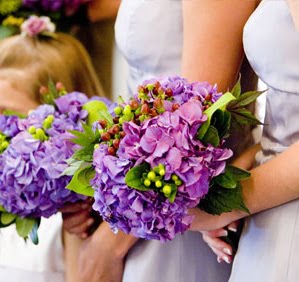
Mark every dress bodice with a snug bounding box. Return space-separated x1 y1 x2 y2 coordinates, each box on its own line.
244 0 299 163
115 0 183 93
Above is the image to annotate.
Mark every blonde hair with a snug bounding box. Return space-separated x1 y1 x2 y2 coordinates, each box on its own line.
0 33 104 102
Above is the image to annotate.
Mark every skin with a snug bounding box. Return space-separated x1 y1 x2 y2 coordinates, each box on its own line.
87 0 121 22
0 80 38 114
64 0 262 280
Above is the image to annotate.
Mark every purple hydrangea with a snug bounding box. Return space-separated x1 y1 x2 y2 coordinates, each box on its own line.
0 115 21 137
22 0 89 15
0 92 90 218
92 77 233 241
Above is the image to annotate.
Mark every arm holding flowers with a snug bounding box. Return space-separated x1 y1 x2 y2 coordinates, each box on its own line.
190 140 299 230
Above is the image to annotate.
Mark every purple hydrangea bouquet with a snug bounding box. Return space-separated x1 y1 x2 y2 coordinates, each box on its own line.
0 82 110 243
67 76 263 241
0 0 91 38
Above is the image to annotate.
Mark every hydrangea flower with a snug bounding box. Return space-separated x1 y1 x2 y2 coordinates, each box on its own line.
0 92 89 218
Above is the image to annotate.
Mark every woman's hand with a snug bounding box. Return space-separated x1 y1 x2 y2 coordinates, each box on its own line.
60 200 94 239
201 221 240 264
77 222 138 282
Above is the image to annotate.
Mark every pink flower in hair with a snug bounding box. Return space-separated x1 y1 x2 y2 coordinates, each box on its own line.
21 15 55 37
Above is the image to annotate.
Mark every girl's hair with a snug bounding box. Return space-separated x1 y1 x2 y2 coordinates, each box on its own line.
0 33 104 102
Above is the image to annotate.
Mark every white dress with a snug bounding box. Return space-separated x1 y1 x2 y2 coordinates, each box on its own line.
115 1 231 281
0 214 64 282
229 1 299 281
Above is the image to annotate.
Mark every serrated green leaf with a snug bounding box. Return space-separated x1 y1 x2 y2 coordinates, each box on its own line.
198 183 250 215
231 108 263 125
1 212 17 225
201 125 220 147
228 90 266 109
66 166 95 197
231 75 242 98
214 173 237 189
226 165 251 181
125 163 151 191
62 158 85 176
15 217 36 238
83 100 113 126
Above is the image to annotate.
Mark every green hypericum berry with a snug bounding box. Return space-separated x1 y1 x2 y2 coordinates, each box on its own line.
144 179 151 187
146 84 155 91
162 185 172 195
1 141 9 150
35 128 46 141
159 168 166 176
175 180 182 186
155 180 162 188
94 144 100 149
119 117 124 125
123 105 132 115
171 174 179 181
114 106 122 116
147 171 156 181
28 126 36 134
47 115 54 122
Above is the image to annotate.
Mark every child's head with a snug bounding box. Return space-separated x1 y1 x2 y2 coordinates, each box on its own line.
0 32 103 113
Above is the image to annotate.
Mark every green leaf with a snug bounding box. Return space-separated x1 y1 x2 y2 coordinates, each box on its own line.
231 75 242 98
66 165 95 197
212 110 231 139
226 165 251 181
117 96 125 104
2 110 27 119
198 183 250 215
198 92 236 139
231 108 263 125
228 90 266 109
0 25 19 40
0 205 6 212
83 100 113 126
1 212 17 225
214 173 237 189
62 158 85 176
125 163 152 191
15 217 36 238
168 184 178 203
29 219 41 245
201 125 220 147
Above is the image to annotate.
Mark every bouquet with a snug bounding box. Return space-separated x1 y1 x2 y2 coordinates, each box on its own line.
0 0 91 38
67 76 263 242
0 82 110 243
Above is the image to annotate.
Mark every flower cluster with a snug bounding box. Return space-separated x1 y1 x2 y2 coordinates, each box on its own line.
21 15 55 37
0 92 89 218
91 76 233 241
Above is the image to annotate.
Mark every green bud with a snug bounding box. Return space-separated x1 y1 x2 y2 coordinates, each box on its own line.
119 117 124 125
146 84 155 91
28 126 36 134
155 180 162 188
159 168 165 176
162 185 172 196
144 179 151 187
123 105 132 115
42 120 51 130
171 174 179 181
94 144 100 149
47 115 54 123
114 106 122 116
175 180 182 186
139 114 146 122
35 128 46 141
1 141 9 150
147 171 156 181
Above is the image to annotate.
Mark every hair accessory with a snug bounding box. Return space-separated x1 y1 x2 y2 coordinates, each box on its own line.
21 15 55 37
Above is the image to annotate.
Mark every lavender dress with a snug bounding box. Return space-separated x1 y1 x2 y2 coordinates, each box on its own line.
115 1 232 281
230 1 299 281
